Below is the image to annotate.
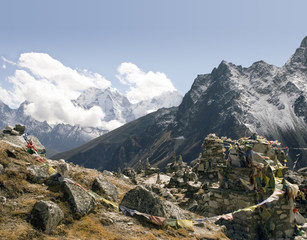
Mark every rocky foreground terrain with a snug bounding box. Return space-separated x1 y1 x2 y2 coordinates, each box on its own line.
1 126 307 239
0 129 227 240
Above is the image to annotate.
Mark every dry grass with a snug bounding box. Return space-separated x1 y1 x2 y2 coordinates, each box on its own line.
65 215 124 240
0 140 229 240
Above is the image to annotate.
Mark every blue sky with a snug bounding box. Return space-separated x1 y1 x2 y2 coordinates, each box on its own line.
0 0 306 100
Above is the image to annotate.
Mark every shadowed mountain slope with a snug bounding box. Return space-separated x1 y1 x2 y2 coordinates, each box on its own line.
53 37 307 171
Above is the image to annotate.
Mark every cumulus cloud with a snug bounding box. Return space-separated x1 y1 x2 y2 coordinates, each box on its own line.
2 64 6 69
116 62 177 104
1 53 112 128
0 54 178 131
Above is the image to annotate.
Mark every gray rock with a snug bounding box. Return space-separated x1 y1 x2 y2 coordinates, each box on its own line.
301 222 307 231
30 200 64 234
0 134 46 153
187 181 202 193
92 175 118 201
120 185 191 219
11 129 19 136
0 163 3 174
102 170 114 176
14 124 25 134
27 164 50 184
145 167 160 176
285 170 306 185
5 125 14 131
57 161 70 179
298 167 307 177
63 179 96 218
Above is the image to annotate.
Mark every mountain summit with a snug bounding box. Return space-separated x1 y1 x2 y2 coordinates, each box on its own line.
0 87 182 156
54 37 307 171
300 36 307 48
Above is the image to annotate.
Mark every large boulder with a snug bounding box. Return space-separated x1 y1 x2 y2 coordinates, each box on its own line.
27 164 50 184
92 175 118 201
30 200 64 234
63 179 96 218
120 185 192 219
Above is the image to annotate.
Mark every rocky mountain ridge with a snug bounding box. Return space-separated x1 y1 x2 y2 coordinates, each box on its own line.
54 37 307 171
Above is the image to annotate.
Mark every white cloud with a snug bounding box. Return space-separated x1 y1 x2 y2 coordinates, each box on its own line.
17 53 111 99
116 62 177 104
0 54 178 131
1 53 112 128
2 64 6 69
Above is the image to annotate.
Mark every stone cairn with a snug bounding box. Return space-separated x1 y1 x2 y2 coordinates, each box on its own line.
192 134 225 181
144 158 160 176
4 124 26 136
166 153 198 189
165 152 187 175
212 135 297 239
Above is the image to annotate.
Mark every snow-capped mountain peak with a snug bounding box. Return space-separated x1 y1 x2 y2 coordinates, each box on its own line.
74 87 132 122
1 85 183 156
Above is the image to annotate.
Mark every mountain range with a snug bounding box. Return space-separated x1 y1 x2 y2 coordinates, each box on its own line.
53 36 307 171
0 88 182 156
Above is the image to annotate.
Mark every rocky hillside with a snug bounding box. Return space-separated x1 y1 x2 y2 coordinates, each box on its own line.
0 131 228 240
54 37 307 171
2 130 307 239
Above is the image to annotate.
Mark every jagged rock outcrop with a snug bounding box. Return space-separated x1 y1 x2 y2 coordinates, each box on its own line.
30 200 64 234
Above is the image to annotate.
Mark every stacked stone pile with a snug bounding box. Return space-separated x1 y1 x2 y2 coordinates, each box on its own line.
228 135 285 168
144 158 160 176
211 135 301 239
196 133 225 172
1 125 46 153
4 124 25 136
167 155 198 188
122 167 137 183
215 192 297 239
165 154 187 174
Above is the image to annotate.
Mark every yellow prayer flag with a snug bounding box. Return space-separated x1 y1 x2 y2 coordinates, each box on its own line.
47 166 56 175
101 197 119 210
177 219 194 231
